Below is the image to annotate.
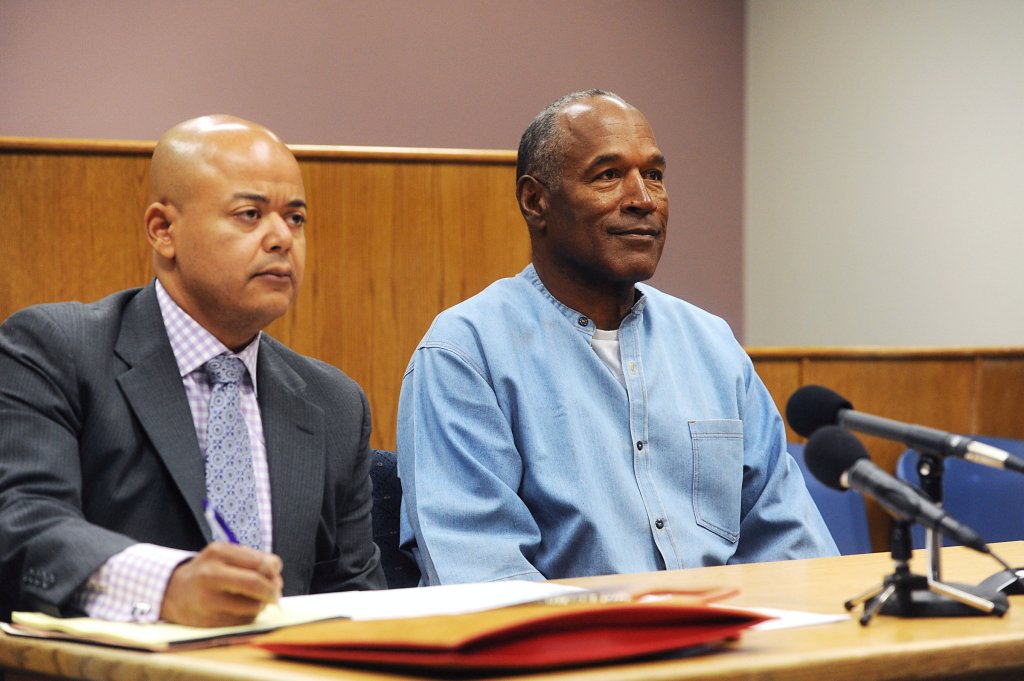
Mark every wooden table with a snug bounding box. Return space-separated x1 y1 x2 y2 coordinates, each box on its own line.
3 543 1024 681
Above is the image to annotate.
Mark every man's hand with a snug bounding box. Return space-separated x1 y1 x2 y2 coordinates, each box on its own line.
160 542 283 627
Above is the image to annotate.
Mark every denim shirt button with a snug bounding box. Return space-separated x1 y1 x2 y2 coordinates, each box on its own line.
636 441 643 451
655 518 665 530
577 316 589 327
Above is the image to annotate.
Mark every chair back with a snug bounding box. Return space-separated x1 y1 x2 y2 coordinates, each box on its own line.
369 449 420 588
788 443 873 554
896 437 1024 548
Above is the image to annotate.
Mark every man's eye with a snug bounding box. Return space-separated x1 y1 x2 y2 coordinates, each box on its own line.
646 169 664 181
287 213 306 227
597 169 619 180
239 209 260 221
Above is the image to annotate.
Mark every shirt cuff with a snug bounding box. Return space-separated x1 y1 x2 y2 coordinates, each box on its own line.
74 543 195 622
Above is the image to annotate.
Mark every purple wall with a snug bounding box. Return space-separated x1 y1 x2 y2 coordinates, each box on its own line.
0 0 745 335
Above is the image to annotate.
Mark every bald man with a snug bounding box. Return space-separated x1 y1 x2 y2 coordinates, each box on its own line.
0 116 385 626
398 91 837 585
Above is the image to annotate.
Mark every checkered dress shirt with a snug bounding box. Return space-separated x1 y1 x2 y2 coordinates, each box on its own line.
76 281 273 621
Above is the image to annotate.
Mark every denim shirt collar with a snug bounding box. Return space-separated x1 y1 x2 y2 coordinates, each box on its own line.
520 263 648 335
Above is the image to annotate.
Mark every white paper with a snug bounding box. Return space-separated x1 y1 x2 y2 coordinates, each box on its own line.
729 606 849 631
278 580 586 621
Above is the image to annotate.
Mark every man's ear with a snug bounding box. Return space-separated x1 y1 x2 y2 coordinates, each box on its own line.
144 202 177 260
516 175 548 232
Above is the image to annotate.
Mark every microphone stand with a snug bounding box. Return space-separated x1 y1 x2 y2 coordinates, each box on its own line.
910 449 1024 596
844 520 1007 626
913 452 945 583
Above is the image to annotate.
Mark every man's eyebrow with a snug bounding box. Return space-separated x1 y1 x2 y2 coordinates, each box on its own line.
584 152 667 174
584 154 622 173
232 192 269 203
231 192 308 209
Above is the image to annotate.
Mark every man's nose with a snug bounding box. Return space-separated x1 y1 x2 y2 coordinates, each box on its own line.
263 213 294 252
622 171 656 214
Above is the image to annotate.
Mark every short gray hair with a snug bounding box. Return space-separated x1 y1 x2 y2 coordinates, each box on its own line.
516 89 625 189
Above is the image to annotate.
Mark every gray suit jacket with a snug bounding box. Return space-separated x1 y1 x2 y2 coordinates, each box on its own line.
0 283 384 618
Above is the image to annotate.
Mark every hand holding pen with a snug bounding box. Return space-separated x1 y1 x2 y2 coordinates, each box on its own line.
158 501 283 627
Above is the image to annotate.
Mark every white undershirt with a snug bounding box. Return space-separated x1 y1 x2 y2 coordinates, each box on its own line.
590 328 626 388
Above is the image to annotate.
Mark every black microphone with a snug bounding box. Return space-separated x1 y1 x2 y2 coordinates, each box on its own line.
787 384 1024 474
804 425 990 554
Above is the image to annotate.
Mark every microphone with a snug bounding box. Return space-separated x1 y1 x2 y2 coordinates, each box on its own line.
787 384 1024 474
804 425 990 554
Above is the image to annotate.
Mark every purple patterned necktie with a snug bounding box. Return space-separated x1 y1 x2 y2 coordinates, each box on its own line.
203 355 261 549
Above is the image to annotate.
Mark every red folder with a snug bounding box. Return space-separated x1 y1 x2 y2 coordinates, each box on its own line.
254 597 768 672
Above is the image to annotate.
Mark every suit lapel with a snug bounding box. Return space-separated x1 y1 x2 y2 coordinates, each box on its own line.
114 284 210 540
257 340 324 576
110 287 326 559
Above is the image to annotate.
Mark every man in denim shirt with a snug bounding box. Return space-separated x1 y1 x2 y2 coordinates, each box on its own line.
398 90 838 585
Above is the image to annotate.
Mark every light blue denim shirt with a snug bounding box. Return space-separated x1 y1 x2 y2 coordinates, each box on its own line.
398 264 837 585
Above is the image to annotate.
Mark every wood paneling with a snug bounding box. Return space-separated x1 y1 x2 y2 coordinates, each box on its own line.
749 357 802 441
1 148 152 311
1 139 526 451
750 347 1024 550
281 158 528 446
975 358 1024 438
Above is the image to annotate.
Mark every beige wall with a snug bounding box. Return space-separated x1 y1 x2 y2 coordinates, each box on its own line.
0 0 745 335
746 0 1024 346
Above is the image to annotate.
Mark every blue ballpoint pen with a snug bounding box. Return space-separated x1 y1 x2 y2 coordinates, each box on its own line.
203 499 240 544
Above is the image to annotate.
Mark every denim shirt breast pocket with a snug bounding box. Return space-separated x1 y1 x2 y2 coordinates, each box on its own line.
689 419 744 543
